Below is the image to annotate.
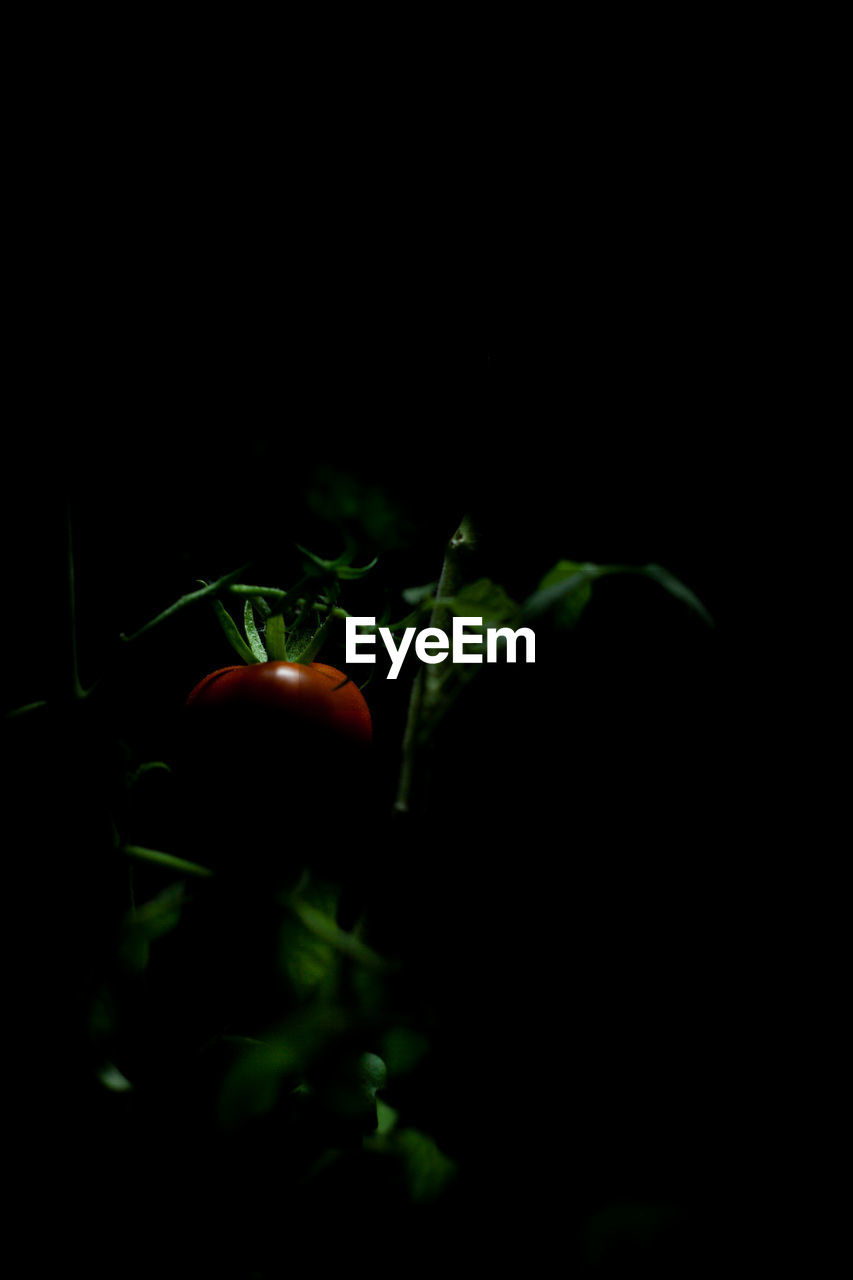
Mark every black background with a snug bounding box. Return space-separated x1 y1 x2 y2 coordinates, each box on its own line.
2 52 808 1274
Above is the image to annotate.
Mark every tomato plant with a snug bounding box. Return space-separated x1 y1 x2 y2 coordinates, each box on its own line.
185 661 372 746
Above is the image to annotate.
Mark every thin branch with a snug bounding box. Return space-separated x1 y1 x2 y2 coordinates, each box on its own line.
120 565 250 643
393 515 475 814
120 844 214 878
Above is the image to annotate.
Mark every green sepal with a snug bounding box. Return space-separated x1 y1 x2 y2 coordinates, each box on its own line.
212 599 256 664
243 600 268 662
265 613 288 661
335 556 378 580
296 544 378 580
289 611 333 665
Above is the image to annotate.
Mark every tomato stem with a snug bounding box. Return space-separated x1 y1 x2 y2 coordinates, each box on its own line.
394 515 475 814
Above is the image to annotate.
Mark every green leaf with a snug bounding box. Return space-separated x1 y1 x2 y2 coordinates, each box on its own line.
118 882 186 972
336 556 378 580
639 563 715 626
394 1129 457 1202
217 1012 346 1130
243 600 268 662
212 599 255 664
265 612 288 661
402 582 437 605
523 560 713 630
445 578 521 628
380 1027 430 1075
376 1099 398 1136
296 544 349 574
217 1037 301 1130
296 544 378 580
280 881 341 1000
285 893 390 972
524 560 599 628
98 1062 134 1093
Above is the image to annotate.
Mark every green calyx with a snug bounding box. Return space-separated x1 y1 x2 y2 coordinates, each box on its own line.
210 541 378 667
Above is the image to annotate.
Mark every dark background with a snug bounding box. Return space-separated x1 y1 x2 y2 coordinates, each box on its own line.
1 59 805 1272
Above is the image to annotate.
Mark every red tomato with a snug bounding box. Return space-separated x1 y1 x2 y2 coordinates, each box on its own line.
185 662 372 746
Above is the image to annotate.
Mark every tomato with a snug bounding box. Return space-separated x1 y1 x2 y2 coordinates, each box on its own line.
185 662 372 746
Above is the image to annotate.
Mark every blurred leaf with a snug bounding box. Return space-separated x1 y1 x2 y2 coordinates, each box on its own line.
376 1099 398 1136
446 578 520 628
402 582 437 606
380 1028 430 1076
351 962 386 1017
639 563 715 626
98 1062 133 1093
394 1129 457 1203
524 560 713 630
285 892 390 973
119 882 186 972
523 561 601 626
5 699 48 720
280 881 341 1000
218 1011 346 1130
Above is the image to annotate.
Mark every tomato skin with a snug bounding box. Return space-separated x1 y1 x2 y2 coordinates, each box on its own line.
185 662 372 746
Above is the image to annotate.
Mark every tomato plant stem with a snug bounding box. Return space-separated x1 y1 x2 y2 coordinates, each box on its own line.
394 515 475 814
